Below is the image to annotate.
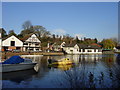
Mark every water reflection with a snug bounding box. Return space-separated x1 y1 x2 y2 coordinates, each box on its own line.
49 54 120 88
2 69 37 83
48 64 74 71
2 54 120 88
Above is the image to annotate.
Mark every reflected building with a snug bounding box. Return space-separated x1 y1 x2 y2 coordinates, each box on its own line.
47 54 102 65
65 54 102 64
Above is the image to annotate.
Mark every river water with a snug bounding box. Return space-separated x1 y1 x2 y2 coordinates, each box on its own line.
1 54 120 88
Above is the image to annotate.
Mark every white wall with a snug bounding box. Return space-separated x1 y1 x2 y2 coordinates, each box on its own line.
63 46 102 54
26 34 41 43
23 34 41 51
2 35 23 47
63 47 80 54
80 49 102 54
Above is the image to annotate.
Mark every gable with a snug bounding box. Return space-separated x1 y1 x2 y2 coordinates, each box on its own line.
31 34 37 38
25 34 41 43
2 35 23 46
74 44 79 48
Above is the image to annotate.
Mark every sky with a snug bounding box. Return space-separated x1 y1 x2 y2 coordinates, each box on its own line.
2 2 118 41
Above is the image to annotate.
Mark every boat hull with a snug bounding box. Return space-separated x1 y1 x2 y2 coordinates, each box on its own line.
1 63 37 73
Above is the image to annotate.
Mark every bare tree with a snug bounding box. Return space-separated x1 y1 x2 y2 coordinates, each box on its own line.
22 20 32 30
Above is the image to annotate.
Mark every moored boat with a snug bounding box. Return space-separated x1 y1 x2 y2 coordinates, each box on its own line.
0 56 37 73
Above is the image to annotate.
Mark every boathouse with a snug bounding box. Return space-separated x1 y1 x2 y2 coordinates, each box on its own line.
2 35 23 51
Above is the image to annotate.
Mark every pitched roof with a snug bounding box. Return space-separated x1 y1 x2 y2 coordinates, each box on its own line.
78 44 101 49
2 35 18 41
63 43 101 49
63 44 76 47
91 43 102 47
20 33 40 42
20 33 33 41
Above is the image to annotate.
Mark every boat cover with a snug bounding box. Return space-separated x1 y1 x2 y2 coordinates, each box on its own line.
2 56 24 64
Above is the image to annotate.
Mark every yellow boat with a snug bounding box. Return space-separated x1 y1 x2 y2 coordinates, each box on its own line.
48 64 73 71
48 58 74 71
57 64 73 71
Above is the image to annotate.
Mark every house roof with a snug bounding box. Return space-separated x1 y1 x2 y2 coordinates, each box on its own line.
20 33 33 41
78 44 101 49
20 33 40 42
63 44 76 47
63 43 101 49
91 43 102 47
2 35 19 41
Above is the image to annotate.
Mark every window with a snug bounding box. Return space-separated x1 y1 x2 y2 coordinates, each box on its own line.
24 43 28 45
94 49 96 52
88 50 92 52
11 41 15 46
35 43 39 45
36 49 39 51
79 49 81 52
98 49 101 52
83 49 85 52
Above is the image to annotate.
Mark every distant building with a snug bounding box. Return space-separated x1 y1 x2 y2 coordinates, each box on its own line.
2 35 23 51
63 44 102 54
115 46 120 53
21 34 41 51
53 44 61 51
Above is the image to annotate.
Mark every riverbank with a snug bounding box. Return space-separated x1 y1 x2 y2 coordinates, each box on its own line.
1 51 115 57
0 52 64 61
1 51 64 56
102 51 115 54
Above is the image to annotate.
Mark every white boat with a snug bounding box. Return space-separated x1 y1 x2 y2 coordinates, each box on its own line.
0 56 37 73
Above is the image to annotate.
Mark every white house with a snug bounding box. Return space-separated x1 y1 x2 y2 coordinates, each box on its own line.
62 44 80 54
2 35 23 51
63 44 102 54
22 34 41 51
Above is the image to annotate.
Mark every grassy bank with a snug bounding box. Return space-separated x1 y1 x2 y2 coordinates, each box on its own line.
102 51 114 54
1 52 64 61
2 51 64 56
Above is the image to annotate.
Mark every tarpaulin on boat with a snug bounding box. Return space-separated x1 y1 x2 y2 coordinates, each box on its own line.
2 56 24 64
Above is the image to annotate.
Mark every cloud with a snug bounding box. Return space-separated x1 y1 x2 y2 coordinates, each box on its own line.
52 29 66 35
